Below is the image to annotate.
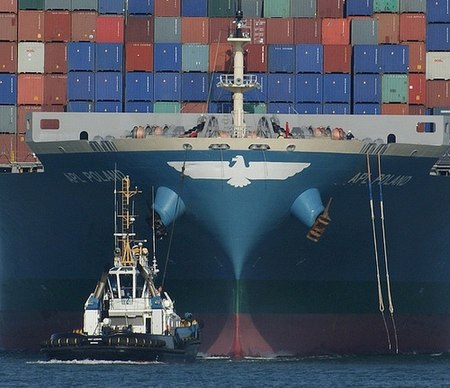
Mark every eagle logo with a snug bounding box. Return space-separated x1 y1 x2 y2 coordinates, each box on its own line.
167 155 310 188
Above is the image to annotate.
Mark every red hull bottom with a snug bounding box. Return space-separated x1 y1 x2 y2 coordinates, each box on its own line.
2 311 450 356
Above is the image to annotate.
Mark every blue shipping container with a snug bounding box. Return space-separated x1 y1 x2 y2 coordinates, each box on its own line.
154 43 182 72
296 74 323 103
323 103 350 114
96 101 122 112
96 43 123 71
208 102 232 113
353 45 381 73
295 103 323 114
295 44 323 73
95 72 123 101
67 101 95 112
67 42 95 71
128 0 153 14
380 45 408 73
353 74 381 103
210 72 232 102
98 0 124 14
125 72 153 101
154 72 181 101
245 74 267 102
267 74 294 102
67 72 95 100
323 74 351 103
181 0 207 16
268 45 295 73
345 0 373 15
125 101 153 112
427 0 450 22
353 103 380 115
181 73 209 101
426 24 450 51
0 74 16 105
267 103 297 114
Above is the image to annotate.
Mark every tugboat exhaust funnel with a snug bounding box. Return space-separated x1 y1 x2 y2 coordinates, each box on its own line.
152 187 186 227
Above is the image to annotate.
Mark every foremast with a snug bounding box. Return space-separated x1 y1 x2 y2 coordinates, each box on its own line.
217 7 259 138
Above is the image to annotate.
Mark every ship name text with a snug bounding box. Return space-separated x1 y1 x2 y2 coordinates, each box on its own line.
64 170 126 184
347 172 412 186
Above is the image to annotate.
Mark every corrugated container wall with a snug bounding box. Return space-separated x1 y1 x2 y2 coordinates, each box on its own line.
0 74 16 104
399 0 425 13
0 0 17 12
351 19 378 45
317 0 344 17
0 13 17 41
426 52 450 80
181 17 208 44
154 17 180 43
154 0 179 17
241 0 263 18
17 73 44 105
19 0 44 9
17 42 44 73
290 0 316 17
71 11 96 41
181 0 207 17
44 42 67 73
127 0 153 15
294 18 322 44
44 10 71 42
263 0 290 18
98 0 124 15
18 10 44 41
266 18 293 44
426 0 450 23
373 0 399 13
44 0 71 10
375 13 399 44
0 42 17 72
125 16 154 43
346 0 373 16
0 105 16 133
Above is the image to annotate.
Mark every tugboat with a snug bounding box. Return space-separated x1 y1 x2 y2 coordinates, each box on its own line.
40 176 201 362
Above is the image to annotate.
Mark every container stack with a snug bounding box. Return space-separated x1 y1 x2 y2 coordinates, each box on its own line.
1 0 450 150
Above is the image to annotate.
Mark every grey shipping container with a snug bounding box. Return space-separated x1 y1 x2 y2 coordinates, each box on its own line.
154 17 181 43
71 0 98 11
241 0 263 18
399 0 426 13
182 44 209 72
291 0 316 17
0 106 17 134
18 42 45 74
426 52 450 80
45 0 71 10
351 19 378 45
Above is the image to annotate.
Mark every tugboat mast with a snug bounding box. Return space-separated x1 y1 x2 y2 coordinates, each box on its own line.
217 1 259 138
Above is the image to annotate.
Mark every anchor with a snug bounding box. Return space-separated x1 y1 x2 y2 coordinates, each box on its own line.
307 198 332 242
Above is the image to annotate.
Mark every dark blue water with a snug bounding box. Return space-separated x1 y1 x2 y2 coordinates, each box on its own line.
1 352 450 387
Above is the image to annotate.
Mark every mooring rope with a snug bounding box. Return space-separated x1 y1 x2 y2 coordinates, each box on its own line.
377 152 399 354
366 153 392 351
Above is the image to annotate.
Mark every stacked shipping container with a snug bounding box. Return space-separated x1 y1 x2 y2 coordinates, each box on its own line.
0 0 450 146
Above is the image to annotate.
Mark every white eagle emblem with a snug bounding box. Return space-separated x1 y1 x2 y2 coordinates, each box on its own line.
167 155 310 188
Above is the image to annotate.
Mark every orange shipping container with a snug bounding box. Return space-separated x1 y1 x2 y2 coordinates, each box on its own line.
44 74 67 105
209 17 233 43
18 10 44 41
44 42 67 73
375 13 399 44
399 13 426 42
71 11 97 42
0 0 17 13
209 43 232 72
381 103 409 115
18 74 44 105
406 41 426 73
322 18 350 45
323 45 351 73
181 17 209 44
0 42 17 72
266 18 294 44
409 74 426 105
44 11 71 42
125 43 153 71
427 80 450 107
96 16 124 43
154 0 180 16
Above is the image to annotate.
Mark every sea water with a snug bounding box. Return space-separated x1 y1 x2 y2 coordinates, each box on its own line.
1 352 450 387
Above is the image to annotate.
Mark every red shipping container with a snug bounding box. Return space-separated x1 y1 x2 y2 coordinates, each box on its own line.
15 133 34 161
209 18 233 43
375 13 399 44
244 44 267 72
406 41 425 73
125 43 153 71
399 13 426 42
125 16 154 43
409 74 426 105
0 42 16 72
409 105 427 115
317 0 344 18
0 0 17 13
71 11 97 42
18 10 44 41
181 102 207 113
427 80 450 107
294 18 322 44
0 13 17 41
208 43 232 72
323 45 351 73
97 16 124 43
18 74 44 105
44 74 66 105
44 11 71 42
16 105 41 133
181 17 209 44
44 42 67 73
322 18 350 45
154 0 180 16
266 18 294 44
248 18 267 45
381 104 409 115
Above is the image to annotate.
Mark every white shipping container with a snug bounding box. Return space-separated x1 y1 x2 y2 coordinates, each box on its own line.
17 42 45 74
426 52 450 80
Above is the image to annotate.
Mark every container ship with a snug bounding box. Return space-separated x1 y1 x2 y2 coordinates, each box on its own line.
1 0 450 357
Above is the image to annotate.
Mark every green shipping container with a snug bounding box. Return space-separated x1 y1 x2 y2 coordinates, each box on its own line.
382 74 408 103
208 0 234 17
373 0 399 13
154 102 180 113
244 103 267 114
264 0 291 18
19 0 44 9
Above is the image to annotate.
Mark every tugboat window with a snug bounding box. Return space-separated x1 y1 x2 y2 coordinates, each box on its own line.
108 274 118 298
136 273 145 298
120 274 133 298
